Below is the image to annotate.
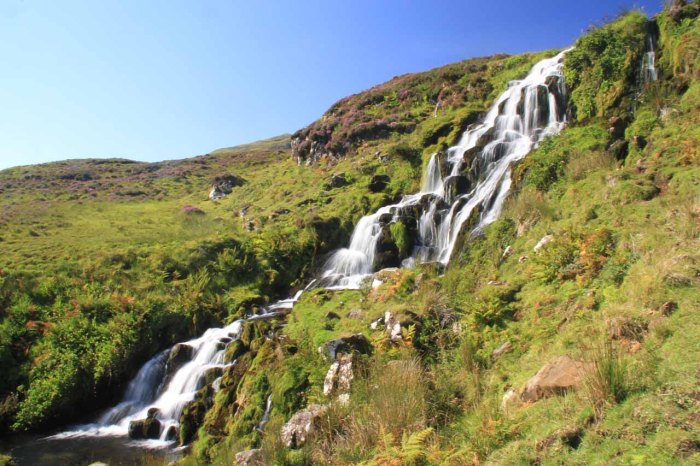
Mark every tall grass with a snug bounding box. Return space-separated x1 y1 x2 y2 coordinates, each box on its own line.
584 339 629 415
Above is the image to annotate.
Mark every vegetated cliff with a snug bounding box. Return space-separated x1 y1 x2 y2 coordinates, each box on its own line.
0 2 698 466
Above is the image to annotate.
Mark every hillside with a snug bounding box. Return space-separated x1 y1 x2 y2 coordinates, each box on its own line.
1 2 699 465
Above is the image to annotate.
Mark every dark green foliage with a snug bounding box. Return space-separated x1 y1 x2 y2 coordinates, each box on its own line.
564 12 648 120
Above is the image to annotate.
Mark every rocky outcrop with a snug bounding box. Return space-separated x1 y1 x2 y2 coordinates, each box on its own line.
280 404 328 448
520 356 591 402
209 174 245 200
323 353 354 397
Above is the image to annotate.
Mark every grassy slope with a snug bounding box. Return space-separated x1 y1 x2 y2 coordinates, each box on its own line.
0 50 547 434
190 6 699 466
0 4 697 466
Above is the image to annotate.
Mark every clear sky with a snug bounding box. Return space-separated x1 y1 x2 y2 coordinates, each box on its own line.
0 0 662 170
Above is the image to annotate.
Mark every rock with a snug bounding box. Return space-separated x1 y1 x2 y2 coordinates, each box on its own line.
325 172 348 189
608 139 629 160
325 311 341 320
235 449 263 466
280 404 328 448
147 407 160 419
197 366 224 390
369 317 384 330
659 301 678 316
491 341 513 361
209 174 245 200
347 309 365 319
487 280 507 286
443 175 470 201
607 116 627 139
128 417 162 439
518 255 528 263
179 386 214 445
167 343 194 374
520 356 591 403
533 235 554 253
323 353 354 397
323 334 373 361
501 245 514 260
368 174 390 192
165 425 178 442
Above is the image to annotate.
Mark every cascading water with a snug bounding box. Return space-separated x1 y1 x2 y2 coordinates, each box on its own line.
321 49 570 285
49 50 570 448
641 34 658 82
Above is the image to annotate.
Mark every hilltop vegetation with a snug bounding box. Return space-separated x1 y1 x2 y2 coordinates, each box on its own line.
1 2 699 465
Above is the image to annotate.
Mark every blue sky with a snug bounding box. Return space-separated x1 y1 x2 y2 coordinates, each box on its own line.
0 0 661 170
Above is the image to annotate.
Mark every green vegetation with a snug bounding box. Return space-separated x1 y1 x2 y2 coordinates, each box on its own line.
1 3 699 466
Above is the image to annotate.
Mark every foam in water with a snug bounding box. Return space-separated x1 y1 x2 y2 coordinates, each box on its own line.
53 50 570 445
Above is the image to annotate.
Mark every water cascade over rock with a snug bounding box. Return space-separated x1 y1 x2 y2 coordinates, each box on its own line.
319 50 570 287
51 50 570 446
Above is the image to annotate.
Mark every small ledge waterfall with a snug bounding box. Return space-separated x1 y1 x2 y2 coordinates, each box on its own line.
52 50 570 445
641 34 659 82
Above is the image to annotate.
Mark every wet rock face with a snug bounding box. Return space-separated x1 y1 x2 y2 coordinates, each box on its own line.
280 404 328 448
520 356 592 402
165 344 194 380
179 385 214 445
128 417 162 439
443 175 470 201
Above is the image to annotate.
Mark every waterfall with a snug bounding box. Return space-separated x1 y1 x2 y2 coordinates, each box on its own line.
320 49 570 285
641 35 658 82
52 50 570 445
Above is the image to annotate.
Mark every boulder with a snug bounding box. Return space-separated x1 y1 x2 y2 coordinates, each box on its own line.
209 174 245 200
323 353 354 397
128 417 162 439
322 334 373 361
325 172 348 189
165 425 178 442
533 234 554 253
235 449 263 466
368 174 390 192
520 356 591 402
280 404 328 448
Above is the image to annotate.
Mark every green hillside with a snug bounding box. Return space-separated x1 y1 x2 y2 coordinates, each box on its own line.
1 2 699 465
